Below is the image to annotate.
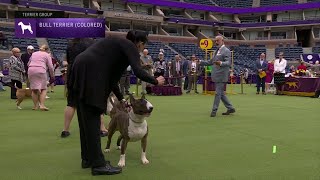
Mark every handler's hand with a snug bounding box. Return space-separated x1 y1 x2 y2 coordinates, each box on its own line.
156 76 165 86
214 61 222 66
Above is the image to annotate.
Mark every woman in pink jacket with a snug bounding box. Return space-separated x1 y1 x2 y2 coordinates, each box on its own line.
28 45 54 111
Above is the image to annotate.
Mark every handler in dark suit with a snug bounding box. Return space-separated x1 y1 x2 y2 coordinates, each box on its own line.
200 36 235 117
255 53 268 95
68 31 165 176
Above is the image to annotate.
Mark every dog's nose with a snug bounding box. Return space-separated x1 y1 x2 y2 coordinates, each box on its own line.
149 107 153 112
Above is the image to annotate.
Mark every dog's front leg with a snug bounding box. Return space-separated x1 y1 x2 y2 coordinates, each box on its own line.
104 128 115 153
141 135 149 165
118 139 128 167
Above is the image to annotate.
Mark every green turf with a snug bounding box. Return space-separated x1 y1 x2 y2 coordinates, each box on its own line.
0 85 319 180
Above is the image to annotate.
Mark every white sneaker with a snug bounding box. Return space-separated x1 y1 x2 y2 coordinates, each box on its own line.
46 96 50 99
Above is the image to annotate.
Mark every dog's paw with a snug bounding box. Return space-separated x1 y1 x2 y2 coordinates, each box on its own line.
118 159 125 167
141 158 149 165
141 152 149 165
117 146 121 150
17 106 22 110
103 149 110 153
118 154 126 167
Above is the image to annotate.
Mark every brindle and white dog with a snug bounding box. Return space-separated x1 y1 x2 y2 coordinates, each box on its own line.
104 93 153 167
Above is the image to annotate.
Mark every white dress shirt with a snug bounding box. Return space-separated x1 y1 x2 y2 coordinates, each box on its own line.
274 58 287 73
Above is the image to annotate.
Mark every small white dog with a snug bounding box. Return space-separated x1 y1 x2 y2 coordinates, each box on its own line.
18 22 33 34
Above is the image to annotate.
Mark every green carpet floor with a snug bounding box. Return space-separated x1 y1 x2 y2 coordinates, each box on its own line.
0 84 319 180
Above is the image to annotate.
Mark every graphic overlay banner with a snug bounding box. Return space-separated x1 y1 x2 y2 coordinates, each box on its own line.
15 18 106 38
15 11 65 18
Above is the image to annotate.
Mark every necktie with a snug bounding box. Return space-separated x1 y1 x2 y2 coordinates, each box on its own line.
176 62 180 72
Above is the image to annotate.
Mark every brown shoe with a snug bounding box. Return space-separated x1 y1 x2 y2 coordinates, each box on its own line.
222 109 236 115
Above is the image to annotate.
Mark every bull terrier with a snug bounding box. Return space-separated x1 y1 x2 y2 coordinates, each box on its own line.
104 94 153 167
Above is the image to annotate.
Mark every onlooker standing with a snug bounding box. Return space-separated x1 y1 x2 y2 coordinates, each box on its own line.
21 45 34 88
27 45 54 110
140 49 153 94
0 31 7 48
182 57 190 90
171 55 183 87
119 66 131 96
154 52 166 77
243 68 249 84
265 59 275 92
255 53 268 95
0 58 6 91
49 54 60 93
274 52 287 95
186 54 200 94
9 48 25 99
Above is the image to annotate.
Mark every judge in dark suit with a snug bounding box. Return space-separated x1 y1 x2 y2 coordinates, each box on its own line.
200 36 235 117
255 53 268 95
68 31 165 176
170 55 183 87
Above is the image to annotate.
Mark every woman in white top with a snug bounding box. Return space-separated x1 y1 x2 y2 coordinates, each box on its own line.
274 52 287 95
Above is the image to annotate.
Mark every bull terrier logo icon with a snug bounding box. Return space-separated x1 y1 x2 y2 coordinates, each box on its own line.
18 22 33 34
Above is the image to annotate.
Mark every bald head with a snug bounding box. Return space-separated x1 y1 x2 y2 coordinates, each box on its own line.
143 49 148 56
215 35 224 47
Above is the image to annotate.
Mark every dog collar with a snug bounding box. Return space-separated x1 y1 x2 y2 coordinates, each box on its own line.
129 110 144 124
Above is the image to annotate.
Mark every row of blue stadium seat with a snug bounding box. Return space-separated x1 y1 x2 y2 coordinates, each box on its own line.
47 38 69 62
275 47 302 60
312 47 320 53
212 0 253 8
184 0 215 6
260 0 298 6
145 42 176 60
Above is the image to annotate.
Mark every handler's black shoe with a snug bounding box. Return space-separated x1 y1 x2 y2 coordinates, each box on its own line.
222 109 236 115
61 131 70 138
91 162 122 176
82 160 91 169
